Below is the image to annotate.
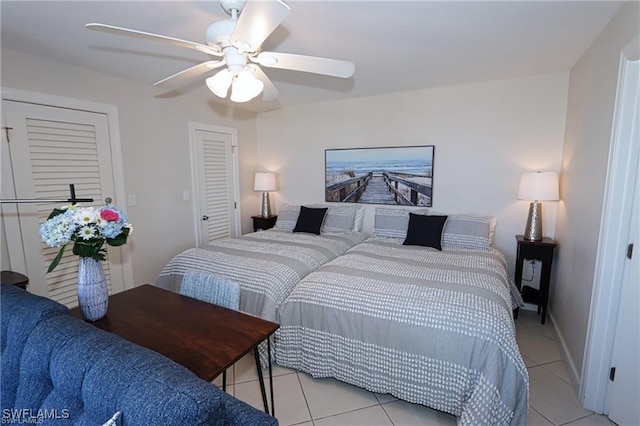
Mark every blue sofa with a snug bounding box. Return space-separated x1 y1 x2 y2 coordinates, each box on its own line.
1 284 278 425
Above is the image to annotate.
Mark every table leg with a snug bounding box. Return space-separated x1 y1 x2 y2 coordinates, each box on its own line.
268 338 274 417
254 347 269 414
540 259 553 325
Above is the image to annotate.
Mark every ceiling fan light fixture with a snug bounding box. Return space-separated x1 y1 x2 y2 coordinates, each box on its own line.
86 0 354 104
206 69 233 98
230 69 264 102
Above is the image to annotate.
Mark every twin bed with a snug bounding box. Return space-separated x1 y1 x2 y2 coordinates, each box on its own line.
156 204 528 425
156 226 367 322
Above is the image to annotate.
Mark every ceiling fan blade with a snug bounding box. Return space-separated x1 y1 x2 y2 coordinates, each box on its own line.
230 0 290 53
86 23 223 57
153 60 225 87
254 52 355 78
250 65 280 101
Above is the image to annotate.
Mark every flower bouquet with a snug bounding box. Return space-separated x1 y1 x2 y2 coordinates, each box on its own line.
39 203 132 320
40 204 132 272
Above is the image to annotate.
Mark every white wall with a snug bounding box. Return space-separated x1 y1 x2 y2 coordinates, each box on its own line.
256 73 569 270
552 1 640 383
1 49 259 286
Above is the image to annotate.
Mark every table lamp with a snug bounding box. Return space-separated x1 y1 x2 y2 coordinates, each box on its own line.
254 172 276 218
517 171 559 241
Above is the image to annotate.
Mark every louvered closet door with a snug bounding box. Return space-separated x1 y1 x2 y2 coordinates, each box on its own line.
2 100 125 305
193 128 236 245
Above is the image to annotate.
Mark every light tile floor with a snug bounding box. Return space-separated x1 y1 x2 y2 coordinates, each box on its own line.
216 310 614 425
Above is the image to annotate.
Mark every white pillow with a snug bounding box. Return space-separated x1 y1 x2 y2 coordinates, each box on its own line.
488 216 498 245
316 204 362 233
352 205 365 232
102 412 121 426
431 212 495 250
274 204 300 231
373 207 429 239
276 203 364 234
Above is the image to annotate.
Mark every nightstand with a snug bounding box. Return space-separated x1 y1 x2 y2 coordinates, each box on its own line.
252 215 278 232
514 235 557 324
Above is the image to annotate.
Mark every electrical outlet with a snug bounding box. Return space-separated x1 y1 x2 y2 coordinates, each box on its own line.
127 194 137 207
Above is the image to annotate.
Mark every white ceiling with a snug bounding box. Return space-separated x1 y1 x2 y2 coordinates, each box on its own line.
0 1 625 112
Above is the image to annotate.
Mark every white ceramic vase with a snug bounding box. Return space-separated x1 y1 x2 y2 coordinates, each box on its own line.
77 257 108 321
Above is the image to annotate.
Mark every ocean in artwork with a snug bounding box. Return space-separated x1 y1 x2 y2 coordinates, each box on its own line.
326 146 434 182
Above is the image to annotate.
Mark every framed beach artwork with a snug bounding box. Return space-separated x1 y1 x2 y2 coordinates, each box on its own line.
325 145 434 206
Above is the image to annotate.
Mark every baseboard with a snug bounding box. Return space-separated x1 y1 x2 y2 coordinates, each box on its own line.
548 310 581 395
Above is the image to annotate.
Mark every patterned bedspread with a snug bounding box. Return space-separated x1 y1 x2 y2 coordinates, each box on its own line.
276 237 528 425
156 229 367 322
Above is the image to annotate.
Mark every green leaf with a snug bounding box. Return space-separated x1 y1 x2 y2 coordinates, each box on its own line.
106 228 129 247
47 245 66 273
94 250 107 262
73 239 99 257
47 207 67 220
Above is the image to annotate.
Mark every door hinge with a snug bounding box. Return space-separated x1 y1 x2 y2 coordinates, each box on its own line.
627 243 634 260
610 367 616 381
234 202 237 209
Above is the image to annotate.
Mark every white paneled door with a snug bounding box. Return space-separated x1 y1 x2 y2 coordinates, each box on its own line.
189 123 239 246
608 84 640 425
1 100 126 306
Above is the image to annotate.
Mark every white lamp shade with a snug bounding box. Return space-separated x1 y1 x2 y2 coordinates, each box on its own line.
518 171 559 201
254 172 277 191
206 69 233 98
230 69 264 103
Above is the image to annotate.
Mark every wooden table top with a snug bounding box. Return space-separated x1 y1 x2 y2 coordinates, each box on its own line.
71 284 279 382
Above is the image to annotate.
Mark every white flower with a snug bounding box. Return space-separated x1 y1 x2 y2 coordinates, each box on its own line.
75 208 99 225
39 210 76 247
77 225 98 240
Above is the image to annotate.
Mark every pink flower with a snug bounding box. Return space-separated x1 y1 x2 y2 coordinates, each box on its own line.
100 209 120 222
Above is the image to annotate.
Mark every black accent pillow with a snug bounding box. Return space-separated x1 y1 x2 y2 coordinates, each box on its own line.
403 213 448 250
293 206 328 235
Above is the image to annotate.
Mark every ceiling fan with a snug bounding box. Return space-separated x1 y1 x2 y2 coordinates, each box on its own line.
86 0 355 103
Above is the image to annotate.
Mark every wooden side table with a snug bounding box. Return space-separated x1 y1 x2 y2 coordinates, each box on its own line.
252 215 278 232
1 271 29 290
514 235 557 324
71 285 279 416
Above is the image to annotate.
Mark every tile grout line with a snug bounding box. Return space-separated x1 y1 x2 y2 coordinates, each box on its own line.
521 328 600 426
378 400 397 426
557 413 602 426
309 403 387 424
536 361 573 385
295 372 315 425
530 405 555 425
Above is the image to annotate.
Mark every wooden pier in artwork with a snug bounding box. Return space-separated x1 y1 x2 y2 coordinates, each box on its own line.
325 171 432 205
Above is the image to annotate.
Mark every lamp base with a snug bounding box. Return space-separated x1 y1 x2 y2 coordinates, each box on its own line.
260 192 272 218
524 201 543 241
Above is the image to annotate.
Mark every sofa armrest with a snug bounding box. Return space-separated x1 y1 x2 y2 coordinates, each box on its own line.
1 284 70 410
